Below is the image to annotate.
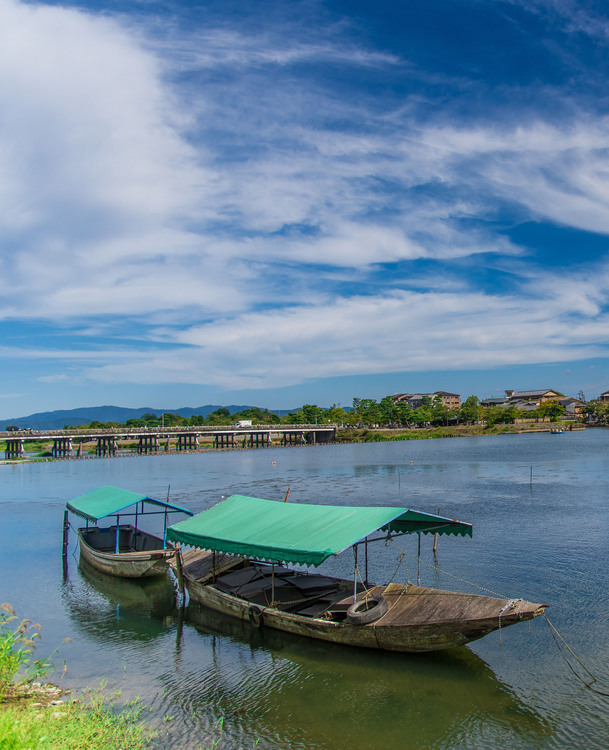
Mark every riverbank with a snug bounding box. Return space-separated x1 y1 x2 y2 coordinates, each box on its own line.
337 422 585 442
0 602 155 750
0 421 588 463
0 684 153 750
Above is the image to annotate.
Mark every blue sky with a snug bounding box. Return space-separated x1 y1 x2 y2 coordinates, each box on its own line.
2 0 609 418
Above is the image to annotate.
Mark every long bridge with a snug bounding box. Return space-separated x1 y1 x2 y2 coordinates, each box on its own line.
1 424 338 459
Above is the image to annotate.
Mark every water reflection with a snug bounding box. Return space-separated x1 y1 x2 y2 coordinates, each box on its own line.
8 432 609 748
61 557 177 644
153 602 553 750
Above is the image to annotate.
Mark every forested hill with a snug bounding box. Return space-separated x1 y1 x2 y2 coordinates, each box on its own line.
1 404 256 431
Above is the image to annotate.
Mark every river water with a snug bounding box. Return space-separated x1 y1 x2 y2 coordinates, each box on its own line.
1 429 608 749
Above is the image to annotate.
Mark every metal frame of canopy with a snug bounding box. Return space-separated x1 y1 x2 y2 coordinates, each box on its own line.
167 494 473 605
352 522 467 586
64 485 193 556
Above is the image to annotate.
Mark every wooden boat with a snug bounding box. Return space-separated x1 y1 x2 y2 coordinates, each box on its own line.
167 495 548 653
65 486 192 578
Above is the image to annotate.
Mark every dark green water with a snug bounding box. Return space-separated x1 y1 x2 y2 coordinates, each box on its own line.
1 429 608 748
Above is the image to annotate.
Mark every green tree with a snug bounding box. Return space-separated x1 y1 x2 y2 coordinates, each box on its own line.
282 409 304 424
459 395 482 424
378 396 400 425
430 396 453 426
206 408 231 424
412 395 434 425
161 412 185 427
324 404 347 425
354 399 382 425
300 404 324 423
394 401 414 426
537 400 565 422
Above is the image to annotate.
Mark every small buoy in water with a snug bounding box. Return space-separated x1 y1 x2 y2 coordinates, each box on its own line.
272 461 276 465
410 460 413 464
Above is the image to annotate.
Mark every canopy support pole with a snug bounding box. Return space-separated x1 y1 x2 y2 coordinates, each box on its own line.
353 545 358 603
62 510 69 560
417 533 421 585
163 506 168 549
134 502 139 545
365 537 369 585
271 564 275 606
174 545 185 605
115 516 120 554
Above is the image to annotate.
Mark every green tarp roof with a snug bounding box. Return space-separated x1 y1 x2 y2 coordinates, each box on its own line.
67 485 193 523
167 494 472 567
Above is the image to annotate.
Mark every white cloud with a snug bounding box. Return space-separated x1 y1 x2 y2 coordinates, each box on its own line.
55 260 609 388
420 120 609 233
3 0 609 400
0 0 218 314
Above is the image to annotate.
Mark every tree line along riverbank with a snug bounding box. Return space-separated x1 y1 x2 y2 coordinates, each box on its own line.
0 420 586 462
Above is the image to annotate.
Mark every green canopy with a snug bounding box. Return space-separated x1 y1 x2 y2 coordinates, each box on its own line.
167 494 472 567
67 485 193 523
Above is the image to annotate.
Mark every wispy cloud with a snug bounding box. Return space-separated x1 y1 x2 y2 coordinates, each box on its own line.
2 0 609 406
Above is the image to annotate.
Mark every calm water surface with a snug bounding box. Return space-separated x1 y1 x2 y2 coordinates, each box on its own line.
1 429 608 749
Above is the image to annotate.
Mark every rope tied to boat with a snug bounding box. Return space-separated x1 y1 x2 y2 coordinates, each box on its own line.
387 540 411 586
388 540 510 598
497 598 525 644
543 614 609 697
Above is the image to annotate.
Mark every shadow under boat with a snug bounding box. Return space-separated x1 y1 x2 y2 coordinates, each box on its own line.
163 599 554 750
61 555 178 643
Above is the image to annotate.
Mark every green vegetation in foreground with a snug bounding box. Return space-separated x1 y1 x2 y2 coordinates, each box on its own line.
0 603 153 749
0 689 150 750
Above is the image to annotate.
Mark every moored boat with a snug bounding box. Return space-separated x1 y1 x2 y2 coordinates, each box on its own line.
66 485 193 578
167 494 548 653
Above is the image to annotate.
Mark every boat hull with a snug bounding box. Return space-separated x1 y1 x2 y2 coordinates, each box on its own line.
177 550 547 653
77 526 173 578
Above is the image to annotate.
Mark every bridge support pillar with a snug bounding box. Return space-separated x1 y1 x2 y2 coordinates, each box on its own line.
138 435 158 454
52 437 72 458
178 434 199 451
96 437 117 456
214 433 235 449
5 438 24 459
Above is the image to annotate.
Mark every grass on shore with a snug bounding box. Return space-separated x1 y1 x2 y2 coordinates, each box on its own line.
1 687 151 750
337 421 577 443
1 603 154 750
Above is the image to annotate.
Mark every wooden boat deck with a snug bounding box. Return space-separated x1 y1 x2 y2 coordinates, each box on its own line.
177 549 361 618
177 549 542 629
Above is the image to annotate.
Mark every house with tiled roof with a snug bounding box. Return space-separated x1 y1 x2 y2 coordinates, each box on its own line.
557 398 585 418
392 392 461 409
505 389 564 404
479 396 509 407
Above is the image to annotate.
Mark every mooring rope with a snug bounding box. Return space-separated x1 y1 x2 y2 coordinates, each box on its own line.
543 614 609 697
387 538 509 598
386 543 411 586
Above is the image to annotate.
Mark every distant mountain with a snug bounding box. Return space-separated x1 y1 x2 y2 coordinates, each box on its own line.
1 404 265 430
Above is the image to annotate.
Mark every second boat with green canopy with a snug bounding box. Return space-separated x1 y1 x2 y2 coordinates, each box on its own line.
167 494 471 567
168 495 547 653
65 485 193 579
